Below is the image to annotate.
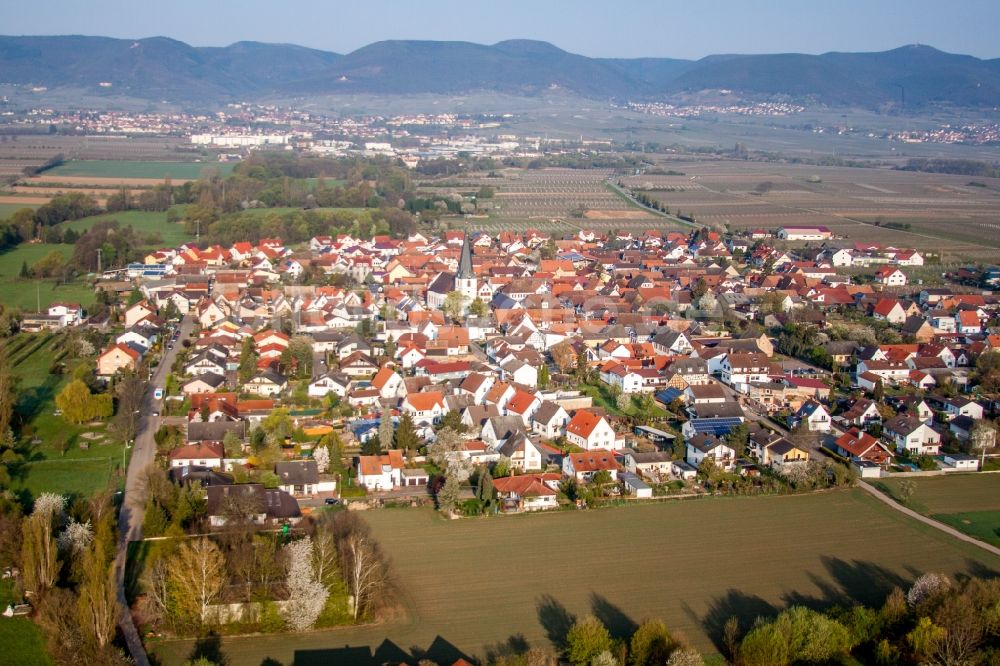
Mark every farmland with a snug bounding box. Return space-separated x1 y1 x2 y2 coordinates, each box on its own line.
45 160 233 180
621 159 1000 261
151 488 999 665
877 474 1000 546
467 168 688 236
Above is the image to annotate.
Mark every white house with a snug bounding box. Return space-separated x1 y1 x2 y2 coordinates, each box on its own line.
356 450 405 491
884 415 941 456
685 435 737 471
565 411 620 451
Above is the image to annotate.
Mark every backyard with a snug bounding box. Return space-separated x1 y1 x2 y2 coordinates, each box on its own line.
151 488 1000 665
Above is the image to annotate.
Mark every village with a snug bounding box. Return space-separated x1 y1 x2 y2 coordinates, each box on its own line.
20 219 996 528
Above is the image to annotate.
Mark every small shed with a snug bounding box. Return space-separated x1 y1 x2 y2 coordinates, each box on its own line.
852 459 882 479
619 472 653 499
942 453 979 472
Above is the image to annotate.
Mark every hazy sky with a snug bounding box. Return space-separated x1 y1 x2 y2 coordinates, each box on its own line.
4 0 997 59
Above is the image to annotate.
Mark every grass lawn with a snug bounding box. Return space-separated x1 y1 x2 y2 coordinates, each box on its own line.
62 210 193 248
579 381 670 420
876 474 1000 547
0 580 54 666
934 511 1000 547
46 160 235 180
876 474 1000 515
150 489 1000 665
0 244 95 311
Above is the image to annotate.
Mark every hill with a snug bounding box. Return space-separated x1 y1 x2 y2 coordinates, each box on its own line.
1 35 998 109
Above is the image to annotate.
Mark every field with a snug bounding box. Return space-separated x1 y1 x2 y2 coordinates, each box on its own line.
621 159 1000 261
468 168 688 236
877 474 1000 546
4 332 123 500
152 489 999 665
63 209 193 248
0 243 97 311
0 202 38 218
46 160 234 180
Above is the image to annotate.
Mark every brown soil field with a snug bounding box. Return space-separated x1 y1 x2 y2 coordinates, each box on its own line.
0 195 54 205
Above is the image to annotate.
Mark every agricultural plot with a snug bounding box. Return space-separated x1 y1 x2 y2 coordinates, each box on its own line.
152 489 999 665
470 168 684 236
622 160 1000 261
877 475 1000 546
46 160 233 180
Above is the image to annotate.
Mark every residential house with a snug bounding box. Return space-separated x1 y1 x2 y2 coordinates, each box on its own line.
565 411 619 451
562 449 621 482
883 415 941 456
356 449 405 491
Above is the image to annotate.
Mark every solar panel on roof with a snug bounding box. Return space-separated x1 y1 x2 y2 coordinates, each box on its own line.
688 417 743 435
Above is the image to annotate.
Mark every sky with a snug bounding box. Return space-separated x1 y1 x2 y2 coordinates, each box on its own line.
4 0 998 60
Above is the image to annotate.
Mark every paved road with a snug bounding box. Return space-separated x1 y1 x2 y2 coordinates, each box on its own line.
114 314 195 666
859 481 1000 558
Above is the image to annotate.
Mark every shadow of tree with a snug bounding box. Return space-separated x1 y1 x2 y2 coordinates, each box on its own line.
483 634 530 664
259 660 283 666
781 557 914 610
188 632 227 666
590 593 638 641
693 590 778 654
536 594 576 652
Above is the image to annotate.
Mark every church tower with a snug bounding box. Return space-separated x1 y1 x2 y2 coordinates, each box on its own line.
455 233 478 304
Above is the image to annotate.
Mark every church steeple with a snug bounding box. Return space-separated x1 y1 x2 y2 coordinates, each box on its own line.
455 232 478 304
457 232 473 280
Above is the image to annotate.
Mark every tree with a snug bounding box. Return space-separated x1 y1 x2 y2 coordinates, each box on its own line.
566 615 613 665
493 456 512 479
282 537 329 631
429 427 468 477
907 572 951 609
442 291 466 322
538 364 550 389
725 423 750 459
76 511 118 650
477 468 496 509
897 479 916 503
21 510 59 593
737 606 850 666
468 298 488 317
339 530 388 621
378 411 394 452
313 444 330 473
394 413 419 451
970 421 996 468
629 619 675 666
168 537 226 625
440 409 467 433
362 434 382 457
111 369 146 443
0 350 16 442
238 337 258 383
665 650 703 666
56 379 111 424
437 474 461 514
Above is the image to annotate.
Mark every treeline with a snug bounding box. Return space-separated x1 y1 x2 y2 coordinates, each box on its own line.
0 192 101 251
0 492 129 664
195 205 417 246
900 158 1000 178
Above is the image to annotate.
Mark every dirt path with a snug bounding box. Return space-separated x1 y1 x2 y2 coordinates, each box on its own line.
859 481 1000 558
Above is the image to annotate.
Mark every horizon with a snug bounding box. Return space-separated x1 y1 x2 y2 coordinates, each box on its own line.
4 0 999 60
0 33 989 61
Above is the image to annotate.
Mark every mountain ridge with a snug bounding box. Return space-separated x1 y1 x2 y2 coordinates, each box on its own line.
1 35 998 108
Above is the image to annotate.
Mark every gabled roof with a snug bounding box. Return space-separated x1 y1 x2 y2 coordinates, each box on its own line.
566 410 608 439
